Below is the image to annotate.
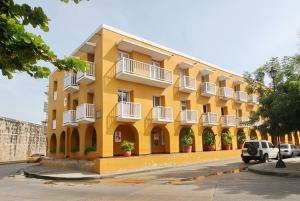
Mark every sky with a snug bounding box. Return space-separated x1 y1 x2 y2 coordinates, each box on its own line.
1 0 300 123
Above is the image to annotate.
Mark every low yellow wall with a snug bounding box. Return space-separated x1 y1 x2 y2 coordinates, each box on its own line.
94 150 241 174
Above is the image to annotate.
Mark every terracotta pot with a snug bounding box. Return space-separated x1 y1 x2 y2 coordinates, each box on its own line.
223 144 231 150
123 151 132 157
185 145 192 153
237 144 243 149
207 145 216 151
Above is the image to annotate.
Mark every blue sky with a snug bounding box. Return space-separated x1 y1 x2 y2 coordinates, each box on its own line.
1 0 300 123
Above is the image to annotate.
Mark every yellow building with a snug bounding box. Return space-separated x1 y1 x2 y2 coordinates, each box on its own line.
47 24 299 173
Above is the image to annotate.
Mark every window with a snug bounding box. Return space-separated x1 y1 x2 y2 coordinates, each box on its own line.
243 142 259 149
203 105 208 113
268 142 274 148
118 51 129 60
201 75 206 82
153 96 161 107
118 90 130 102
221 107 225 116
261 142 268 148
280 144 289 149
181 100 187 110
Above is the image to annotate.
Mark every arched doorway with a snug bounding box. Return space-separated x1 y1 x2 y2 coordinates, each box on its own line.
221 129 232 150
294 132 299 146
71 129 80 153
59 131 65 154
202 128 216 151
50 133 57 154
151 126 170 154
250 130 258 140
236 129 246 149
179 127 195 152
280 135 286 144
113 124 139 156
85 126 97 153
288 133 293 144
261 132 268 140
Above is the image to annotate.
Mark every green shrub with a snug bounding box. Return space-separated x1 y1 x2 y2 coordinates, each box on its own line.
221 131 232 145
181 128 194 145
121 141 134 151
237 131 246 144
203 130 216 146
84 146 96 155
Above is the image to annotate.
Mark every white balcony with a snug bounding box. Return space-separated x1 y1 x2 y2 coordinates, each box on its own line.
64 73 79 92
235 91 247 103
43 102 48 113
53 91 58 101
52 119 56 129
116 57 173 88
201 82 216 97
179 75 196 93
202 112 218 126
152 106 173 124
237 116 250 128
117 101 141 122
219 87 234 100
248 94 259 105
221 115 236 127
63 110 78 127
76 62 95 85
181 110 198 125
76 103 95 124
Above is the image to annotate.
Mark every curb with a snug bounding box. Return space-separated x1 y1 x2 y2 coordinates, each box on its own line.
248 165 300 178
0 160 27 165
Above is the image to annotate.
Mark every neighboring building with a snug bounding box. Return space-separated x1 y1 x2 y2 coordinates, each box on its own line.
47 24 300 162
0 117 47 162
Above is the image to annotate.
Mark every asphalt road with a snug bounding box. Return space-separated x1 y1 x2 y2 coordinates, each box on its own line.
0 159 299 201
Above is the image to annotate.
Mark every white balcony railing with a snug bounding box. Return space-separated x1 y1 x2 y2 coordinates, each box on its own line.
181 110 198 125
76 62 95 84
63 110 77 127
221 115 236 127
179 75 196 93
235 91 247 103
43 102 48 113
237 116 250 128
152 106 173 124
76 103 95 123
64 73 79 92
201 82 216 96
117 101 141 122
248 94 259 105
53 91 58 101
52 119 56 129
202 112 218 126
116 57 173 88
220 87 234 100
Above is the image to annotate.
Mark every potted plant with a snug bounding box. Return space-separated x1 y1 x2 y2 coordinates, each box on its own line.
237 131 246 149
84 146 96 155
181 128 194 153
221 131 232 150
204 130 216 151
121 140 134 157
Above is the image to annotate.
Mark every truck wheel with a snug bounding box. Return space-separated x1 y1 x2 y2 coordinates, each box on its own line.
243 158 250 164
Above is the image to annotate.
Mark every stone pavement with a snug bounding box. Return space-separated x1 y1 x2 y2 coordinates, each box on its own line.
248 157 300 177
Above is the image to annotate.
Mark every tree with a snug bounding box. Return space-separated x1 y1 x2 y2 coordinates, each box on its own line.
244 55 300 138
0 0 88 79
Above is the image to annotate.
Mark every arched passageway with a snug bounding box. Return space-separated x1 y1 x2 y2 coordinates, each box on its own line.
59 131 65 154
50 133 57 154
202 128 216 151
71 129 80 153
221 128 232 150
151 126 170 154
250 130 258 140
236 129 246 149
179 127 195 152
85 126 97 153
294 132 299 146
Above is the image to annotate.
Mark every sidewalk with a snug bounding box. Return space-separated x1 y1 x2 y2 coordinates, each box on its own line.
248 157 300 177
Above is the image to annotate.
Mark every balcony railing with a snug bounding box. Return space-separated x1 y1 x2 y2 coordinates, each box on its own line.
220 87 234 100
235 91 247 103
52 119 56 129
76 103 95 123
117 101 141 122
201 82 216 96
43 102 48 113
202 112 218 126
248 94 259 105
179 75 196 93
152 106 173 124
181 110 198 125
116 57 173 88
221 115 236 127
237 116 250 128
53 91 58 101
64 73 79 92
63 110 78 127
76 62 95 84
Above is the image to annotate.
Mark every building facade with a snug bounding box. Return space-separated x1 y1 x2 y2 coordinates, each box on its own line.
47 25 299 161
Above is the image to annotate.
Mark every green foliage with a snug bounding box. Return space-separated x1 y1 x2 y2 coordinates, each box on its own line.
237 131 246 145
250 135 258 140
181 128 194 145
203 129 216 146
0 0 89 79
121 141 134 152
221 131 232 145
84 146 96 155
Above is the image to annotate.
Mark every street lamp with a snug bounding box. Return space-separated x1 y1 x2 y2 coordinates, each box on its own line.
269 66 286 168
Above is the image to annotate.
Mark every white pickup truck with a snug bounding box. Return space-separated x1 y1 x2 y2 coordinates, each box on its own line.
241 140 279 163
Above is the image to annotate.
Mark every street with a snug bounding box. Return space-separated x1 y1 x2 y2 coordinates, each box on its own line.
0 159 300 201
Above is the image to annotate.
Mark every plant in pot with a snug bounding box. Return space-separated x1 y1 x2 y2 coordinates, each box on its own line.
181 128 194 153
221 131 232 150
84 146 96 155
237 132 246 149
121 140 134 157
204 130 216 151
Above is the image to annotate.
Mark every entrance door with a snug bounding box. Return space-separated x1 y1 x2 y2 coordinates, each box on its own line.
118 90 130 103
